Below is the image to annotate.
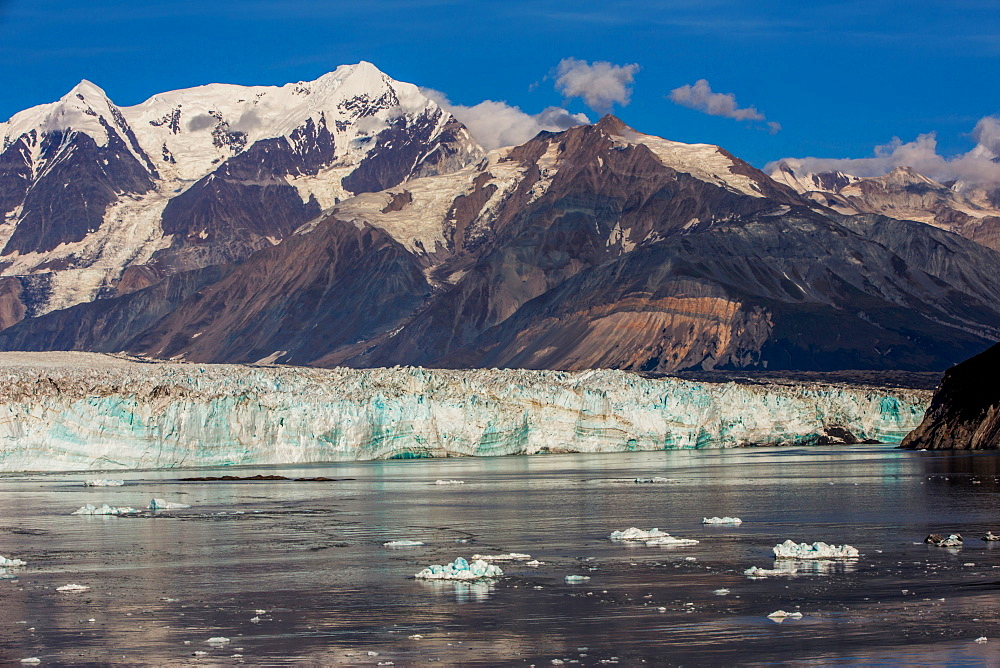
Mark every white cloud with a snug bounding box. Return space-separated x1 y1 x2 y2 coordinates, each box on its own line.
422 88 588 151
668 79 780 133
554 58 639 112
767 117 1000 187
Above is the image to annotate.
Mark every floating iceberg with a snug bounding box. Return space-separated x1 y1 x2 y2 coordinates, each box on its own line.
925 533 963 547
772 540 859 559
609 527 668 541
84 479 124 487
56 584 89 592
206 637 230 645
472 553 531 561
434 480 465 485
983 532 1000 542
72 503 138 516
767 610 803 619
609 527 698 546
713 588 730 595
744 565 797 578
414 557 503 580
384 540 425 547
148 498 191 510
0 555 26 567
564 575 591 583
703 517 742 525
646 535 699 546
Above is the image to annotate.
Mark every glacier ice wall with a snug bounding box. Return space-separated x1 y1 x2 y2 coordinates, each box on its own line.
0 352 930 472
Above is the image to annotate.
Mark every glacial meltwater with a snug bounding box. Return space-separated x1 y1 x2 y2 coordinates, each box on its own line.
2 446 1000 665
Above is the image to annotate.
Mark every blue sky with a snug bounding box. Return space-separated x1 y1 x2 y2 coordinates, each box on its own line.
1 0 998 170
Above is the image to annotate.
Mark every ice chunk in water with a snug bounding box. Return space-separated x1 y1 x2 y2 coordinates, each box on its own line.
148 498 191 510
609 527 668 541
702 517 742 525
772 540 859 559
0 555 26 567
564 575 591 583
84 479 124 487
56 584 89 592
206 637 230 644
744 565 797 578
72 503 138 516
925 533 963 547
384 540 425 547
414 557 503 580
472 552 531 561
767 610 803 620
610 527 697 546
20 659 40 665
434 480 465 485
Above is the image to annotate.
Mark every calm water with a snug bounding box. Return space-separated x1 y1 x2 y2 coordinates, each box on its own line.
3 446 1000 665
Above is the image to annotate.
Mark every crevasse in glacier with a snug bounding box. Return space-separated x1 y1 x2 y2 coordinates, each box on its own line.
0 352 931 472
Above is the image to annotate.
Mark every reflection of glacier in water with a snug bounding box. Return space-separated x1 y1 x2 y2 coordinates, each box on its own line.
418 578 497 603
772 559 859 576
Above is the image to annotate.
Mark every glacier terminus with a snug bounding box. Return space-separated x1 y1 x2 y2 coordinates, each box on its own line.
0 352 928 472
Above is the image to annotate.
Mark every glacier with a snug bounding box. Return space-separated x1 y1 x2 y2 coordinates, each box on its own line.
0 352 930 472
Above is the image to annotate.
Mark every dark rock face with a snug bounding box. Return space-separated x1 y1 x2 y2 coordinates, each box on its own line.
4 116 1000 375
901 343 1000 449
342 113 470 194
2 128 155 255
0 264 232 353
131 216 432 365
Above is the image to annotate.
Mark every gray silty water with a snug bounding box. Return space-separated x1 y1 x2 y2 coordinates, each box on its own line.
2 446 1000 665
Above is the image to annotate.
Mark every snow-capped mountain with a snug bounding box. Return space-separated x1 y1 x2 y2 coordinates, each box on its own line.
0 62 481 320
6 115 1000 373
769 160 1000 252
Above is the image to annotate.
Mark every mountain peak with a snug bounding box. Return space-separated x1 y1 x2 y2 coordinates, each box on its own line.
64 79 109 101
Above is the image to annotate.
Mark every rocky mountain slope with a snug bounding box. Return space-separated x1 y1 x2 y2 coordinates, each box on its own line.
0 62 481 320
901 341 1000 449
769 161 1000 252
0 352 929 472
3 67 1000 374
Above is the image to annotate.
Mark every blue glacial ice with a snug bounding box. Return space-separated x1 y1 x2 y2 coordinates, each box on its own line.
414 557 503 580
0 352 931 472
772 539 859 559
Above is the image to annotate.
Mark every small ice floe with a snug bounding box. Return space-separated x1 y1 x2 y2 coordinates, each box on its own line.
767 610 803 621
564 575 591 583
773 540 859 559
976 636 988 643
702 517 742 525
526 560 544 567
56 584 89 592
982 532 1000 542
84 479 124 487
434 480 465 485
148 498 190 510
415 557 502 580
925 533 963 547
0 555 26 567
471 553 531 561
713 588 730 595
250 616 261 623
72 504 138 516
19 659 41 665
744 565 796 578
634 477 673 484
206 637 231 645
384 540 425 547
609 527 699 546
409 634 424 640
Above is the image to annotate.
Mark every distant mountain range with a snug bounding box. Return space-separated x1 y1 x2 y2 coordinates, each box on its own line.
2 63 1000 373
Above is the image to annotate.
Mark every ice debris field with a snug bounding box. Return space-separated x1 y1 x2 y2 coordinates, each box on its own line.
0 352 929 472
